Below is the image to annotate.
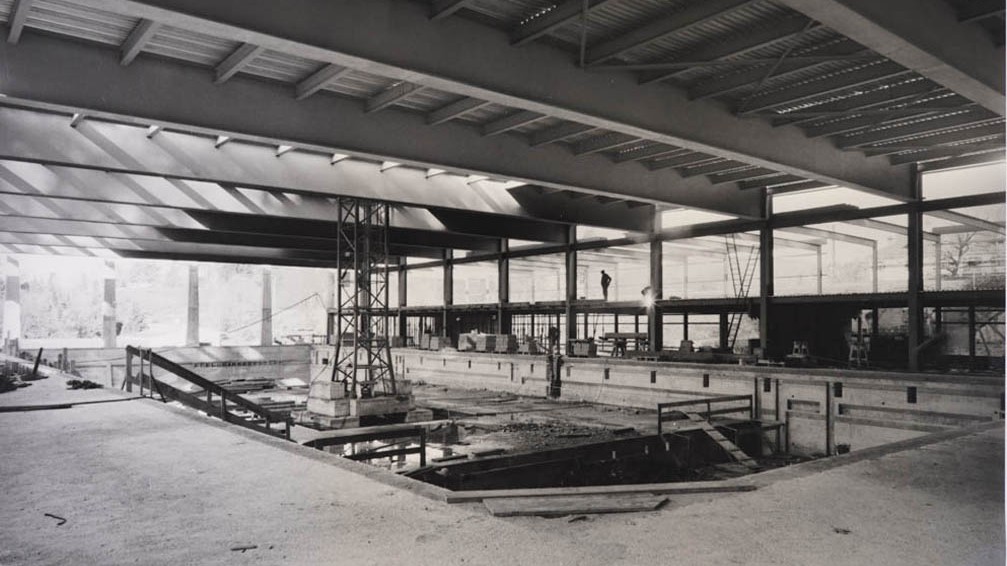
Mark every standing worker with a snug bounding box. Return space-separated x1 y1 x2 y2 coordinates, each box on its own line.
600 270 612 301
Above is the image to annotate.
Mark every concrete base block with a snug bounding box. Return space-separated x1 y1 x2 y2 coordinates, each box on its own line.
395 380 413 396
306 397 351 417
309 381 347 400
293 411 360 430
404 408 434 423
350 395 413 417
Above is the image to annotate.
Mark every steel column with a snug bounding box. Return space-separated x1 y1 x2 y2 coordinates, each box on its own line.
759 191 774 355
907 167 925 371
565 226 577 354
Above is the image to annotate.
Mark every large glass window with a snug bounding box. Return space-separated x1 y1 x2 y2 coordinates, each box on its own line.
406 266 443 307
773 218 908 295
924 203 1005 292
453 261 498 305
662 235 760 299
578 243 650 302
510 254 564 303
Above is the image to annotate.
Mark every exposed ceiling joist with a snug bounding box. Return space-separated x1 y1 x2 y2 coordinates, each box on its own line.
58 0 914 202
585 0 757 65
120 18 161 66
0 41 747 216
427 97 489 125
0 109 649 233
366 82 425 113
638 15 816 84
510 0 618 47
776 0 1006 115
214 42 263 84
6 0 34 44
295 63 350 100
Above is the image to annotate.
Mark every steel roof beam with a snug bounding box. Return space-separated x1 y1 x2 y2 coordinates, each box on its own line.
837 109 1001 148
649 153 719 171
529 122 598 147
889 144 1005 165
510 0 619 47
779 225 874 246
0 158 573 242
366 81 425 113
612 145 684 163
0 97 664 227
738 62 913 115
861 124 1004 154
928 210 1006 235
586 0 756 65
916 151 1006 171
776 0 1006 114
295 63 350 100
427 97 489 125
483 110 547 136
120 18 161 66
958 0 1005 23
6 0 34 44
771 82 944 128
214 43 263 84
430 0 475 21
66 0 912 201
689 40 870 100
638 16 816 84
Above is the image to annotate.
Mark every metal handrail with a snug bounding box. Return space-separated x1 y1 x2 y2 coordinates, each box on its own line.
125 346 292 440
657 394 754 435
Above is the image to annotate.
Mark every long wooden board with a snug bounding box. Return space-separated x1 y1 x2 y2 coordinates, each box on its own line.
445 480 756 503
484 494 668 517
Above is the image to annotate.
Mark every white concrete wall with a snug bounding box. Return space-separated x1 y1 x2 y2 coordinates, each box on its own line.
389 348 1004 456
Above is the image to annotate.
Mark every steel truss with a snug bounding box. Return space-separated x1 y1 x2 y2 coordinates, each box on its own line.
331 198 397 399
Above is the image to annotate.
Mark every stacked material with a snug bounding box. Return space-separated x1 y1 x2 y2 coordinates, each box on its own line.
475 334 497 352
494 335 518 354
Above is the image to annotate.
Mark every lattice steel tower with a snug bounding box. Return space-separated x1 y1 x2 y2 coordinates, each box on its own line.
330 198 397 399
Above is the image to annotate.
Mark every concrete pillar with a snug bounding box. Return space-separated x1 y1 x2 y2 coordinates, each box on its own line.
565 226 577 354
260 267 273 346
759 191 774 356
498 240 509 334
3 256 20 354
102 260 117 349
186 264 200 347
907 166 924 372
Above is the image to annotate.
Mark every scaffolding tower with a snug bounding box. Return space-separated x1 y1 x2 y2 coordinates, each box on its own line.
331 198 397 399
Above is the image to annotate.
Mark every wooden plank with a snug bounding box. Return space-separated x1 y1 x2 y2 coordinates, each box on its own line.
484 494 668 517
445 481 756 503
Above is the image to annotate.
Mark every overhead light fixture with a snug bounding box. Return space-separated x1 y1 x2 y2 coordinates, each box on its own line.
69 113 85 128
381 161 401 172
426 168 446 178
214 135 231 148
465 175 489 184
146 125 162 139
276 144 294 157
330 153 349 165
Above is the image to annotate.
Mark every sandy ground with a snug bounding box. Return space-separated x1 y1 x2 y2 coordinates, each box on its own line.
0 371 1003 566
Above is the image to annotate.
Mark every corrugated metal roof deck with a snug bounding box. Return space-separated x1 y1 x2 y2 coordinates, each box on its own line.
0 0 999 189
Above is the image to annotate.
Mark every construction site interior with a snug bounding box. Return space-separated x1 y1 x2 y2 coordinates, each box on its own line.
0 0 1004 564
